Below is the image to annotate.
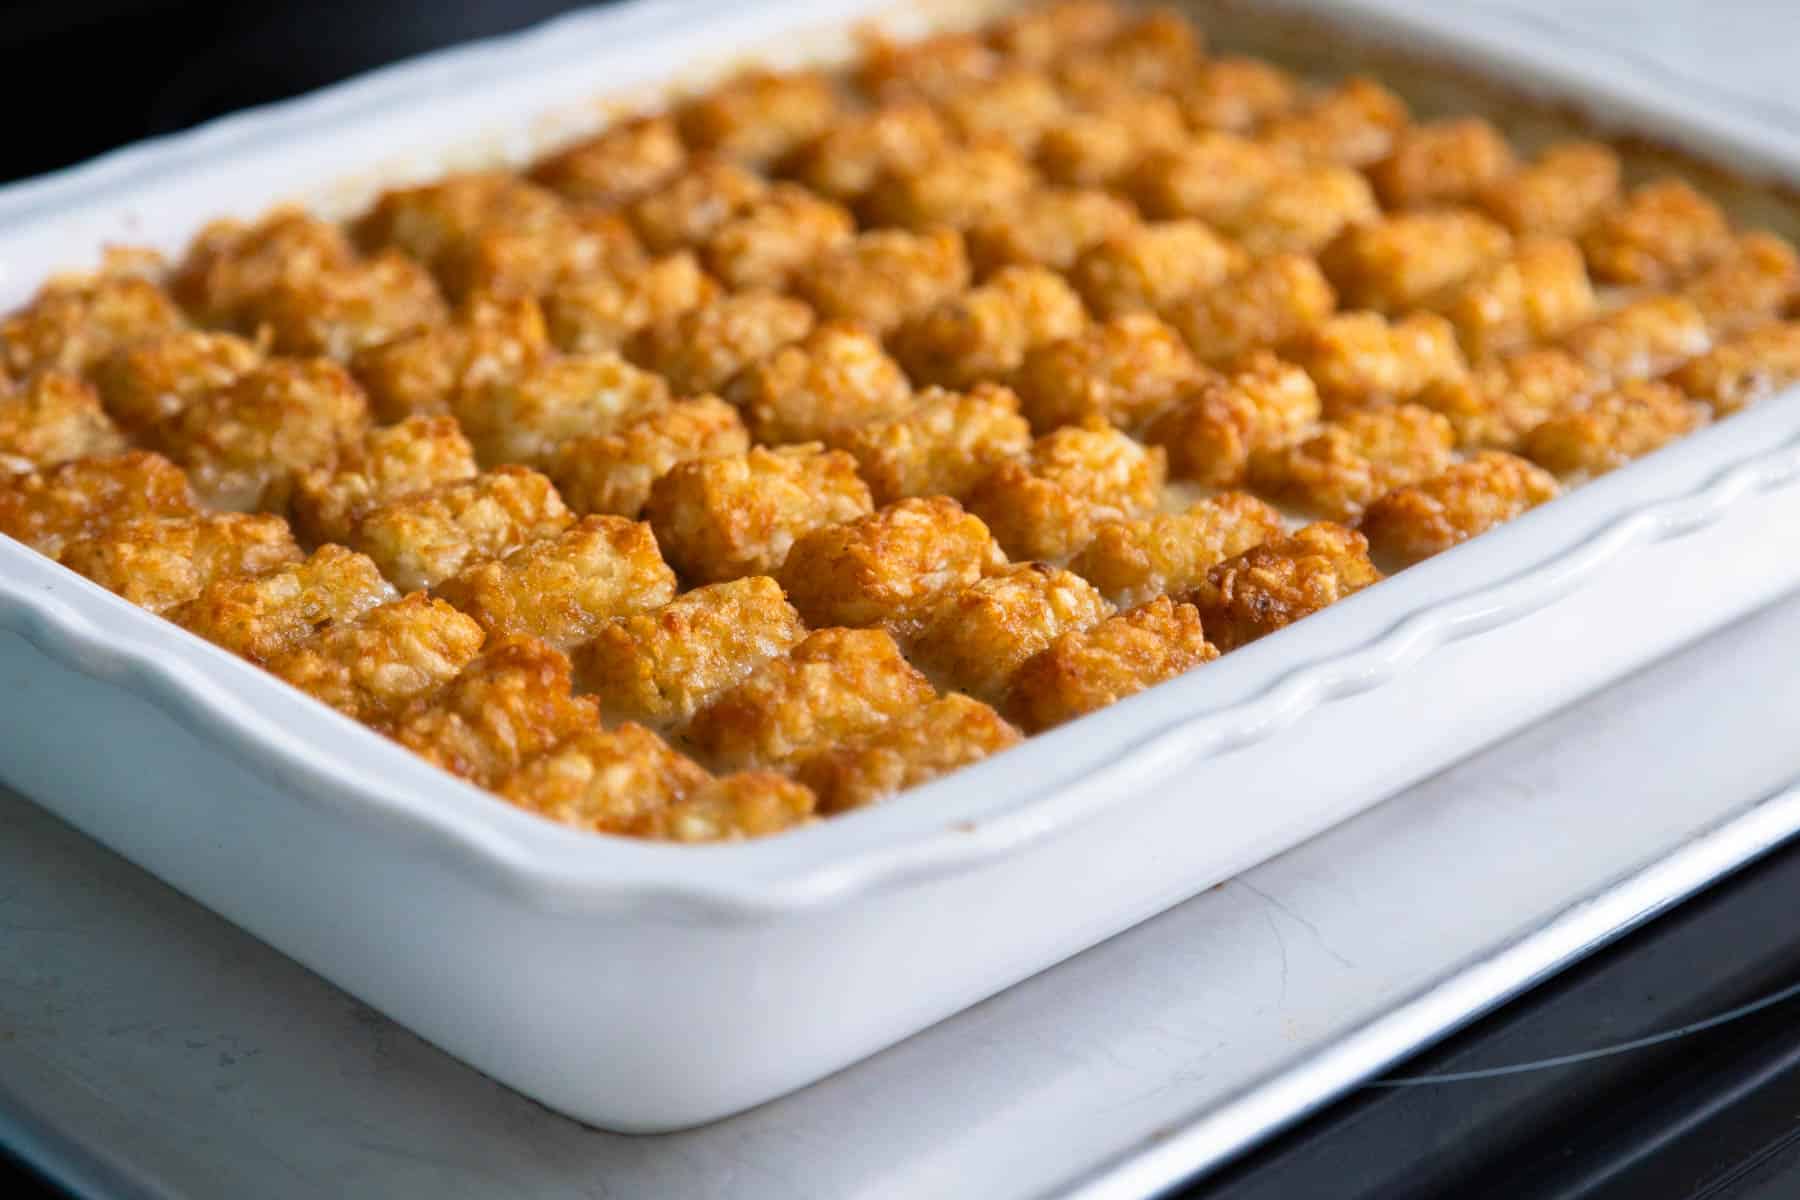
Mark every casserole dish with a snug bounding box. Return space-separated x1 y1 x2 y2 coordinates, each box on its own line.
3 0 1800 1131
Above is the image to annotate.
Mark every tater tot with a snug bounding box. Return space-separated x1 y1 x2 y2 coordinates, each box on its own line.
388 636 600 788
940 69 1068 154
1579 179 1733 287
351 465 573 591
987 0 1123 65
1477 141 1621 237
169 542 396 664
1012 313 1204 431
0 450 195 558
1319 209 1512 314
829 381 1033 504
793 694 1022 812
61 512 301 613
1426 236 1596 360
1359 451 1560 568
0 269 185 379
529 114 688 207
249 251 448 359
628 290 816 395
1068 221 1245 319
777 497 1003 637
1560 294 1711 381
644 444 872 582
1164 252 1338 366
686 627 935 770
1521 379 1707 479
547 395 750 518
351 293 549 422
792 228 971 335
496 721 709 832
1683 232 1800 336
966 421 1166 561
1068 492 1285 608
1006 596 1217 732
1248 403 1456 521
1211 163 1378 258
453 352 670 468
1367 118 1516 209
890 266 1087 390
725 322 913 443
265 593 486 722
172 208 356 329
1417 347 1600 450
1670 321 1800 415
676 69 840 167
1260 77 1410 167
1288 311 1467 416
1126 134 1284 224
572 575 806 728
781 101 955 203
433 514 676 650
1034 91 1187 188
290 415 478 546
1180 522 1380 651
0 371 126 473
1143 351 1321 485
861 142 1040 232
965 187 1138 276
633 772 818 842
855 31 1000 103
92 330 264 432
1178 56 1300 132
911 561 1112 703
353 172 567 275
542 253 720 356
701 185 855 291
626 158 769 254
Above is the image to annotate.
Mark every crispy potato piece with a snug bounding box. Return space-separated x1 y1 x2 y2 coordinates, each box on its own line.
387 636 599 787
1260 77 1410 167
1068 221 1245 319
1417 347 1601 450
1143 351 1321 486
1359 451 1559 568
1012 313 1205 432
701 185 855 291
890 266 1087 391
168 543 396 664
572 575 806 728
1178 56 1300 132
1319 210 1512 314
940 69 1068 154
987 0 1123 65
290 415 478 546
628 290 816 395
1180 522 1380 651
497 721 709 832
92 330 263 432
912 561 1112 703
1579 179 1733 287
1164 252 1337 366
861 142 1041 233
351 466 573 591
677 69 840 166
1670 321 1800 415
351 293 549 422
1126 134 1284 224
792 228 971 335
434 514 675 650
967 422 1166 562
1684 232 1800 336
854 30 1000 103
249 251 448 359
1477 141 1621 237
1560 294 1711 381
1211 163 1378 259
634 772 817 842
529 114 688 207
61 512 301 613
1056 8 1202 94
687 627 935 770
454 352 670 468
645 444 872 583
1521 380 1707 478
0 270 185 379
548 395 750 518
965 187 1138 276
794 693 1022 812
172 208 356 328
829 381 1033 504
162 358 369 510
626 157 769 254
781 101 955 203
0 371 126 473
1034 91 1187 188
542 253 720 356
1006 596 1217 732
778 497 1003 637
0 451 195 558
265 593 486 722
725 322 913 443
1069 492 1285 608
1426 237 1596 359
1249 403 1456 521
446 210 644 303
1289 311 1467 416
1367 118 1516 209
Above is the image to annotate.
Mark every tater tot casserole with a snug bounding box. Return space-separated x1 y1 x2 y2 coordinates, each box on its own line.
4 0 1797 844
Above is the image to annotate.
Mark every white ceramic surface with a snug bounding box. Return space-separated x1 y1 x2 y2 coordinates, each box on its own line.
3 0 1800 1132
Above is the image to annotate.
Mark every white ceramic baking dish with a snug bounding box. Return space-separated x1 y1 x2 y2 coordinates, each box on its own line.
2 0 1799 1134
